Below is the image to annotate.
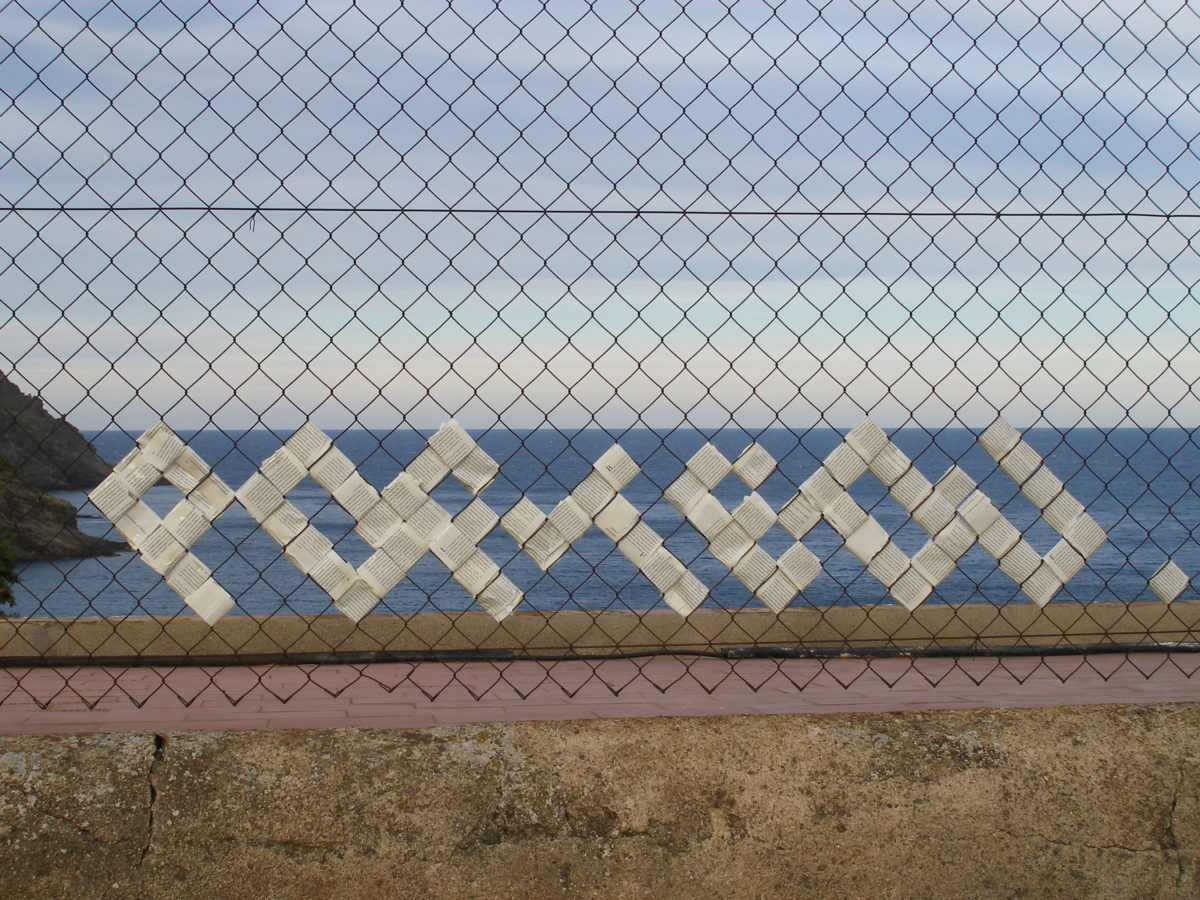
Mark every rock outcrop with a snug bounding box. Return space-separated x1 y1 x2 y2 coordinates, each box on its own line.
0 467 125 560
0 373 126 561
0 374 112 490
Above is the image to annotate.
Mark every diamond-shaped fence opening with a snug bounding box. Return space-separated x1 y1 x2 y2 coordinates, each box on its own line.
0 0 1197 708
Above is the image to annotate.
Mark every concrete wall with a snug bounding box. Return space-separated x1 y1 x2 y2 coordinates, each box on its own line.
1 703 1197 898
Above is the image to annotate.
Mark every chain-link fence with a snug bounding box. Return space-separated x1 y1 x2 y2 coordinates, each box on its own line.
0 0 1197 707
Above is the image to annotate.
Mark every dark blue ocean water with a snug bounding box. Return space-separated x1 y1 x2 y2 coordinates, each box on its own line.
12 427 1198 618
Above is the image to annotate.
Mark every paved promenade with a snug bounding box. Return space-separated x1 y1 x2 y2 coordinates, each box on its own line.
0 652 1194 734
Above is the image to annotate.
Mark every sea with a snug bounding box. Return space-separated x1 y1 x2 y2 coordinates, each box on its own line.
11 427 1198 619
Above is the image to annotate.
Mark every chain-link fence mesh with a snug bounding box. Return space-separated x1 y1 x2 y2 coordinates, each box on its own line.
0 0 1197 707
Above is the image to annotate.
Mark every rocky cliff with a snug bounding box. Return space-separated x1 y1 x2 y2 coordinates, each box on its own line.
0 467 125 560
0 374 112 490
0 373 126 561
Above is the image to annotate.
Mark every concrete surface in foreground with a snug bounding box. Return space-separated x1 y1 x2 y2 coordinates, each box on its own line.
0 703 1197 899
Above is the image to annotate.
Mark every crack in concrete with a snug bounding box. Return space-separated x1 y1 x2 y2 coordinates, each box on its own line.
1165 770 1186 889
996 826 1159 856
136 734 166 867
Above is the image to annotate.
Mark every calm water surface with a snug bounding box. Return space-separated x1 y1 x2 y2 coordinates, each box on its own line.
13 427 1197 618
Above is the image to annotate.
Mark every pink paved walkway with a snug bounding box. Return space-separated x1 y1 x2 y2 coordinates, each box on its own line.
0 653 1195 735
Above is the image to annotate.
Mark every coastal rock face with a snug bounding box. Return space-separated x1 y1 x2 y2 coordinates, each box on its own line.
0 373 111 491
0 372 126 561
0 469 125 560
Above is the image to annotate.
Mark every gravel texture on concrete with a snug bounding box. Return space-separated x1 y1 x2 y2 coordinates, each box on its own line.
1 703 1197 899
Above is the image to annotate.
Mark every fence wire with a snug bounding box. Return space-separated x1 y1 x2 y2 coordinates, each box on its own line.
0 0 1197 707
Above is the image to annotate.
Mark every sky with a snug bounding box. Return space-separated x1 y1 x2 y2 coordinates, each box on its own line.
0 0 1197 431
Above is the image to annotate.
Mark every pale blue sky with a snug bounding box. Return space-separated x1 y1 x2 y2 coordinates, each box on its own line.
1 0 1197 430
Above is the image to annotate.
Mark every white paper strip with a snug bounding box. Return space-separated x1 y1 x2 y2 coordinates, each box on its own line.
912 543 955 585
285 422 332 467
478 576 522 620
800 467 841 512
732 444 776 489
454 499 499 546
664 573 708 616
890 568 933 610
190 475 235 521
1045 541 1085 583
844 518 889 565
406 448 449 492
310 553 357 599
593 495 639 541
822 443 867 488
525 522 568 570
89 476 136 520
548 497 591 544
260 447 307 493
1062 514 1106 557
332 472 379 519
889 468 932 514
1021 563 1062 607
309 447 357 492
1021 468 1063 512
454 447 499 493
732 493 776 541
165 554 211 598
689 493 733 540
980 419 1021 460
187 579 235 626
381 472 427 519
236 473 286 521
867 543 909 587
846 419 888 463
167 446 213 494
454 550 501 596
140 526 186 575
778 543 821 590
428 420 474 467
642 547 687 591
664 469 706 516
361 547 406 596
708 521 754 568
1149 561 1188 604
978 518 1021 559
997 540 1041 584
1043 492 1085 533
868 443 911 487
355 499 403 547
114 453 161 496
778 492 821 539
594 445 639 491
958 492 1002 534
572 471 617 517
113 501 159 545
334 581 379 622
283 526 334 574
911 491 955 535
430 523 474 571
379 524 425 573
756 570 797 614
998 441 1041 484
138 422 185 470
501 497 546 545
409 499 452 544
731 545 775 591
617 522 660 568
687 444 731 490
825 493 868 537
163 503 210 547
